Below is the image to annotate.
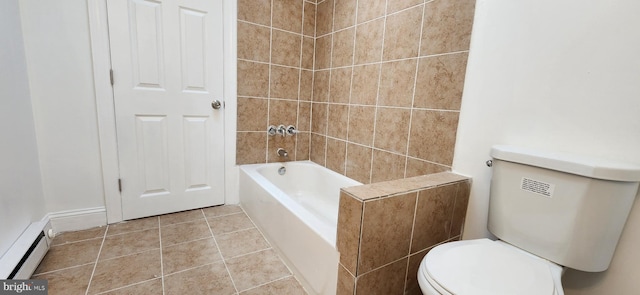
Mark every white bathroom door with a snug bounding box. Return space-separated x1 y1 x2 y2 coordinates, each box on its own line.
107 0 225 220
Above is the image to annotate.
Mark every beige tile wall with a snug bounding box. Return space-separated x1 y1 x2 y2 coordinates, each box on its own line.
236 0 476 183
236 0 315 164
336 172 471 295
310 0 476 183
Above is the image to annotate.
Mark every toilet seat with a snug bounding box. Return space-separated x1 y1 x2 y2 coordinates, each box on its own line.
419 239 560 295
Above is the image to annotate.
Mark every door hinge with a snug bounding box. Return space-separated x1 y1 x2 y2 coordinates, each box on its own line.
118 178 122 192
109 69 114 86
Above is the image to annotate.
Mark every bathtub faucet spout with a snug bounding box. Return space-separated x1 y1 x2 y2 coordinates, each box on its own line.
277 148 288 158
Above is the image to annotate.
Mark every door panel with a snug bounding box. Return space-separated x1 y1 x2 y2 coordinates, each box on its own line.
136 115 170 197
183 116 210 190
130 0 164 89
107 0 225 220
180 8 207 91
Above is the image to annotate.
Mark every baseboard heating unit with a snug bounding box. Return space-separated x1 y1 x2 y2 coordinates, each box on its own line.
0 220 53 279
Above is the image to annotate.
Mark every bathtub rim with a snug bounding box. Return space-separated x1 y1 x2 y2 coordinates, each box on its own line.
239 160 361 247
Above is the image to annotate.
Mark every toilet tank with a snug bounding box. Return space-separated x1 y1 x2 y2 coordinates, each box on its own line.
488 145 640 272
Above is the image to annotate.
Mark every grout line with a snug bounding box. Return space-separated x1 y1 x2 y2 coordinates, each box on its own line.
288 274 311 295
84 224 108 295
292 49 469 72
49 235 105 248
238 207 275 248
344 0 360 177
93 278 159 295
446 184 461 238
355 193 366 278
308 0 317 163
381 1 426 22
161 260 224 279
404 193 421 293
105 226 158 238
214 226 257 237
237 208 306 292
209 225 255 238
203 211 239 294
405 2 428 178
159 217 206 228
356 254 411 278
157 217 165 295
223 247 273 261
368 0 390 184
294 0 307 161
401 257 411 295
355 178 470 203
419 49 471 59
240 95 308 102
95 247 162 264
265 0 275 164
205 211 246 220
238 45 469 70
316 24 352 39
312 0 318 73
315 0 426 40
322 0 338 168
338 261 356 279
283 100 463 113
32 262 96 277
238 58 306 70
236 94 282 100
310 132 453 169
238 19 312 39
310 1 320 162
237 275 298 293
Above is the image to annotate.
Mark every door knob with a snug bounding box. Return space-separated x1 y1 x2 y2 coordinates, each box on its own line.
211 100 222 110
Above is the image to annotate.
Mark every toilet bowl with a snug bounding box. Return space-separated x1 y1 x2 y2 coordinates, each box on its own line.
418 239 564 295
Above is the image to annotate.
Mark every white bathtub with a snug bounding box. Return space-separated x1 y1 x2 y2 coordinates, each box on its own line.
239 161 361 295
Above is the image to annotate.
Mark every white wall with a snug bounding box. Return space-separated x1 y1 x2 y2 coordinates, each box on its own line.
20 0 105 213
453 0 640 293
0 0 46 257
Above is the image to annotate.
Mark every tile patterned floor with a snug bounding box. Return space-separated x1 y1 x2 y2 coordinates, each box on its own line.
31 205 308 295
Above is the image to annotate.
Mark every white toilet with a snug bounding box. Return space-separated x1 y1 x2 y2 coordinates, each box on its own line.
418 145 640 295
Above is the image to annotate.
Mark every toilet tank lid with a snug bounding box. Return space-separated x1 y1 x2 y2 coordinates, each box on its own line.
491 145 640 182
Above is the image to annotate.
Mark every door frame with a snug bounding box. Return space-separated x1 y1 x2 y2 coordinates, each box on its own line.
87 0 238 224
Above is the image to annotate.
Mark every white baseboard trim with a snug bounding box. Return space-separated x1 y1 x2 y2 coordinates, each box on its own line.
46 207 107 234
